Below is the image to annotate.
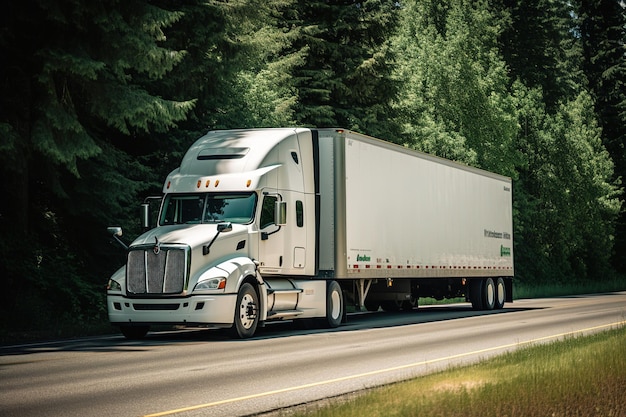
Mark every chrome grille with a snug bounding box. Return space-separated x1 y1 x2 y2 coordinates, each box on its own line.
127 246 188 295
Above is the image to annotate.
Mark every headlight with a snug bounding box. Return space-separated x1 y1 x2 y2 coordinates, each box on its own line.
194 277 226 291
107 279 122 291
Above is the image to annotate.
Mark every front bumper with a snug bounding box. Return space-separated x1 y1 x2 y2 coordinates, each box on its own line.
107 293 237 327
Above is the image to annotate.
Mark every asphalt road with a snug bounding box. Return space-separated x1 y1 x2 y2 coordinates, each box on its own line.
1 292 625 417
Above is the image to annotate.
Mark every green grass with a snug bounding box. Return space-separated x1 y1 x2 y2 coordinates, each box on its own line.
418 275 626 306
290 326 626 417
513 275 626 299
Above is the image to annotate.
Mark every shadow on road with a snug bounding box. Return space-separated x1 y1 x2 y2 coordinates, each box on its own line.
255 304 541 340
0 304 540 356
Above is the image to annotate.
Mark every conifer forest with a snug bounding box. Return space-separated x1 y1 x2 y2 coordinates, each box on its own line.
1 0 624 335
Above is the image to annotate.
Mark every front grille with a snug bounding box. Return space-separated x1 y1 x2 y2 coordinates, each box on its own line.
127 245 189 295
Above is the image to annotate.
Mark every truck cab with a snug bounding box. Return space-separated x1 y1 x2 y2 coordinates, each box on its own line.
106 128 342 339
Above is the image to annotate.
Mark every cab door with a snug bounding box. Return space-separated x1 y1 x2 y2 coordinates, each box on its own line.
258 192 286 275
257 190 310 276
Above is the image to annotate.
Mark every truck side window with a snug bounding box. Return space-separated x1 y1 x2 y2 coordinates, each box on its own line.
260 196 277 229
296 200 303 227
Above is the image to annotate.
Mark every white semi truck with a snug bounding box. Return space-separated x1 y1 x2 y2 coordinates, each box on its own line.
106 128 514 339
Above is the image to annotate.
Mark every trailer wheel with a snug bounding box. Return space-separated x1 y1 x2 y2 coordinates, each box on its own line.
483 278 496 310
469 279 483 310
325 281 343 328
230 282 259 339
120 325 149 340
494 277 505 309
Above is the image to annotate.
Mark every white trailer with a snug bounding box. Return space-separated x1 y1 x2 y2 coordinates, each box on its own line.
107 128 514 339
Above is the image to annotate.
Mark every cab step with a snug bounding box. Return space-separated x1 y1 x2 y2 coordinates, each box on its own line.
266 310 303 320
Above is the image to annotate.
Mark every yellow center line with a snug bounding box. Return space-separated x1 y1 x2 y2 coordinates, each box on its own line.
144 320 626 417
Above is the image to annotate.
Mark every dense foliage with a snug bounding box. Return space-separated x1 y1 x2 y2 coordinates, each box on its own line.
1 0 623 335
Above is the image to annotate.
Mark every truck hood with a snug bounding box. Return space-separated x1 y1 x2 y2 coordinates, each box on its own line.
130 223 248 249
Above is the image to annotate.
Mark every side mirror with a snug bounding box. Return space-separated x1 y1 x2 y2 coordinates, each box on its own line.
107 226 123 237
141 203 150 230
217 222 233 233
107 226 128 250
141 196 163 231
275 201 287 226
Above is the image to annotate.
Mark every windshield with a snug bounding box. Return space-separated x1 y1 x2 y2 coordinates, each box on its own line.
159 193 257 226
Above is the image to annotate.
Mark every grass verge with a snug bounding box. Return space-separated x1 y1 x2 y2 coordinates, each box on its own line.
289 326 626 417
4 287 625 415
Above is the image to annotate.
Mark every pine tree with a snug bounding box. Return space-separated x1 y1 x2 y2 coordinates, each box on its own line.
282 0 400 137
491 0 622 282
496 0 583 108
0 0 194 332
155 0 300 132
578 0 626 272
513 85 620 282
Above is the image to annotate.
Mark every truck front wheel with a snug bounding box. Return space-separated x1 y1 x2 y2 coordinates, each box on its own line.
230 282 259 339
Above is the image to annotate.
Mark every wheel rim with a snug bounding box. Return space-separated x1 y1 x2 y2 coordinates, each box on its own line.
238 293 256 330
330 289 341 319
485 278 495 309
496 279 505 307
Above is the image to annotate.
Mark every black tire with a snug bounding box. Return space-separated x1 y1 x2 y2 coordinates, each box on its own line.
469 279 483 310
230 282 259 339
494 277 506 309
325 281 343 328
483 278 496 310
120 325 149 340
